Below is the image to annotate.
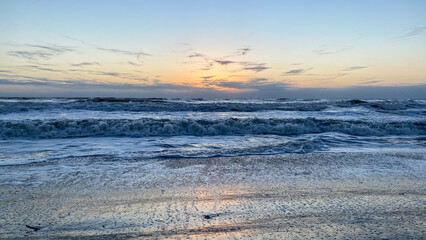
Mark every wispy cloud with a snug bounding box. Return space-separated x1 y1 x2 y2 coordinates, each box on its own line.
7 51 49 60
201 75 215 81
284 68 312 75
242 63 269 73
21 65 66 73
319 72 347 80
215 60 235 66
223 47 252 58
359 80 381 85
25 44 73 53
7 44 74 61
314 45 353 55
396 27 426 39
342 66 367 71
200 62 214 71
62 34 150 62
0 71 51 81
185 48 268 74
97 72 120 77
2 75 425 99
0 78 76 86
96 47 150 60
188 53 205 58
206 78 289 94
70 62 100 67
128 61 143 66
236 47 251 56
0 77 205 94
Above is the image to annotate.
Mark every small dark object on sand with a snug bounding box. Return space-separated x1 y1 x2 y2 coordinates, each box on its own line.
26 225 41 231
203 213 220 219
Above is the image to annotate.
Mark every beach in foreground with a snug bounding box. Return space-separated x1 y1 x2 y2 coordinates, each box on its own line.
1 152 425 239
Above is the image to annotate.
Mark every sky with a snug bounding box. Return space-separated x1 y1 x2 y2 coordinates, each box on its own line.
0 0 425 98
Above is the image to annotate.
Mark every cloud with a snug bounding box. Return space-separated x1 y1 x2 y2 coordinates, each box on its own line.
0 77 211 96
1 76 425 99
236 47 251 56
25 44 73 53
207 78 288 93
128 61 143 66
342 66 367 71
0 78 75 86
98 72 120 77
70 62 100 67
359 80 381 85
318 72 347 80
7 51 50 60
201 76 215 81
188 53 205 58
96 47 150 59
223 47 252 58
284 68 312 75
242 63 269 73
89 71 138 79
397 27 426 39
200 62 214 70
215 60 235 66
314 45 353 55
21 65 66 73
62 34 150 62
61 68 156 82
0 72 52 81
7 44 74 61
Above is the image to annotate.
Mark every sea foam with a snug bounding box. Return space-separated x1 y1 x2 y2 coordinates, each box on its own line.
1 118 424 139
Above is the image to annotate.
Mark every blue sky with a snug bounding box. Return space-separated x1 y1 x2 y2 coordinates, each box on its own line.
0 0 425 98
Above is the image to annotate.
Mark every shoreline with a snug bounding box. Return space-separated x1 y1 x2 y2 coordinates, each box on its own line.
1 152 425 239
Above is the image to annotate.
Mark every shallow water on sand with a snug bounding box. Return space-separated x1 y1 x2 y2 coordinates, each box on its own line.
0 153 425 239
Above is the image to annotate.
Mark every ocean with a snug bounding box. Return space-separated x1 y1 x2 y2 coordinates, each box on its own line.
0 97 424 166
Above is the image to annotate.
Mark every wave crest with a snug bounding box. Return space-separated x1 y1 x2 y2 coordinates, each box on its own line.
1 118 424 139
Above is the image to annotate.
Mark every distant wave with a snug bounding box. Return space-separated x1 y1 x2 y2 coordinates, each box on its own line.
0 98 424 114
1 118 424 139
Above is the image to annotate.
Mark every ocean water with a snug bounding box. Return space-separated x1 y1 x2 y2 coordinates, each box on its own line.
0 98 425 165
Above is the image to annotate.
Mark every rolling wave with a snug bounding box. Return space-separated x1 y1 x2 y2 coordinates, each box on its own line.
1 118 424 139
0 98 424 113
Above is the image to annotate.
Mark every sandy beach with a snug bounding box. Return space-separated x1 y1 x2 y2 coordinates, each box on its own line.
0 152 425 239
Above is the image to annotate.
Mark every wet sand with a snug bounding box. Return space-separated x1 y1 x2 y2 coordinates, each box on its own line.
1 152 425 239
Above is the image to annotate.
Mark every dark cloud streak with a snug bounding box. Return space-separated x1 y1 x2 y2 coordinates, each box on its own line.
188 53 204 58
70 62 100 67
215 60 235 66
284 68 312 75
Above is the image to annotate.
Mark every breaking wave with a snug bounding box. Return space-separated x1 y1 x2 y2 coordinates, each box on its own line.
1 118 424 139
